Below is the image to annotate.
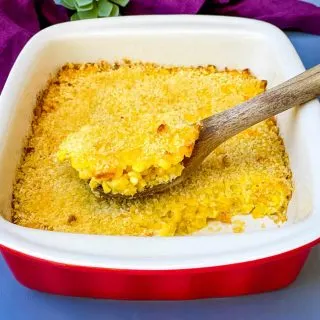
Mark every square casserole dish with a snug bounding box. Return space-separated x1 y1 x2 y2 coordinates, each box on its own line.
0 15 319 300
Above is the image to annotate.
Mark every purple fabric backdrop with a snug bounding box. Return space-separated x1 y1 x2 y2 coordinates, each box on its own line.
124 0 205 14
0 0 68 92
202 0 320 35
0 0 319 92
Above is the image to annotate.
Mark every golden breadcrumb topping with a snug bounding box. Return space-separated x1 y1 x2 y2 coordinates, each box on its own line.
57 115 199 196
12 61 293 236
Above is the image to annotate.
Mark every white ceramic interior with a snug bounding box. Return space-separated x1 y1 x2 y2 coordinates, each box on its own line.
0 16 319 269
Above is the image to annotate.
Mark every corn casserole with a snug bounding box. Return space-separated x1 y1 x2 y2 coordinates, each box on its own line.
12 61 293 236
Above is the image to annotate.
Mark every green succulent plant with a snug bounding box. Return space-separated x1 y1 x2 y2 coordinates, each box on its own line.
54 0 130 20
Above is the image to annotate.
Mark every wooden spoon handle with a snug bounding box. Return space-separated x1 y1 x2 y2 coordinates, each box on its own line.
201 64 320 147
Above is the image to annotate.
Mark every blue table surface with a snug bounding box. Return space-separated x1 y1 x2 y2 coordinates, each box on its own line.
1 31 320 320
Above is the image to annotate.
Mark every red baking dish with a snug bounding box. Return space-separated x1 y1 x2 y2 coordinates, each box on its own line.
0 15 319 300
1 241 318 300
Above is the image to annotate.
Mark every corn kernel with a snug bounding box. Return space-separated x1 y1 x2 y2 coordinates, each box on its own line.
158 159 171 170
129 176 139 185
102 182 111 193
132 162 146 173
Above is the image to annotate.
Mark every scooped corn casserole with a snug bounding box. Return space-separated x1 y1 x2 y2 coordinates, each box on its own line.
12 61 293 236
57 116 199 196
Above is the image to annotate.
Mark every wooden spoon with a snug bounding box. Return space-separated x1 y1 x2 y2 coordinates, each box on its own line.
100 64 320 199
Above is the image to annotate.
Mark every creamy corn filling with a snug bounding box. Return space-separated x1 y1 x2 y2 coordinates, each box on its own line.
12 61 293 236
57 115 199 196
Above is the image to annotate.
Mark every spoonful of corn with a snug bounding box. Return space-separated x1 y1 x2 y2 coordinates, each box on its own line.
57 64 320 199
